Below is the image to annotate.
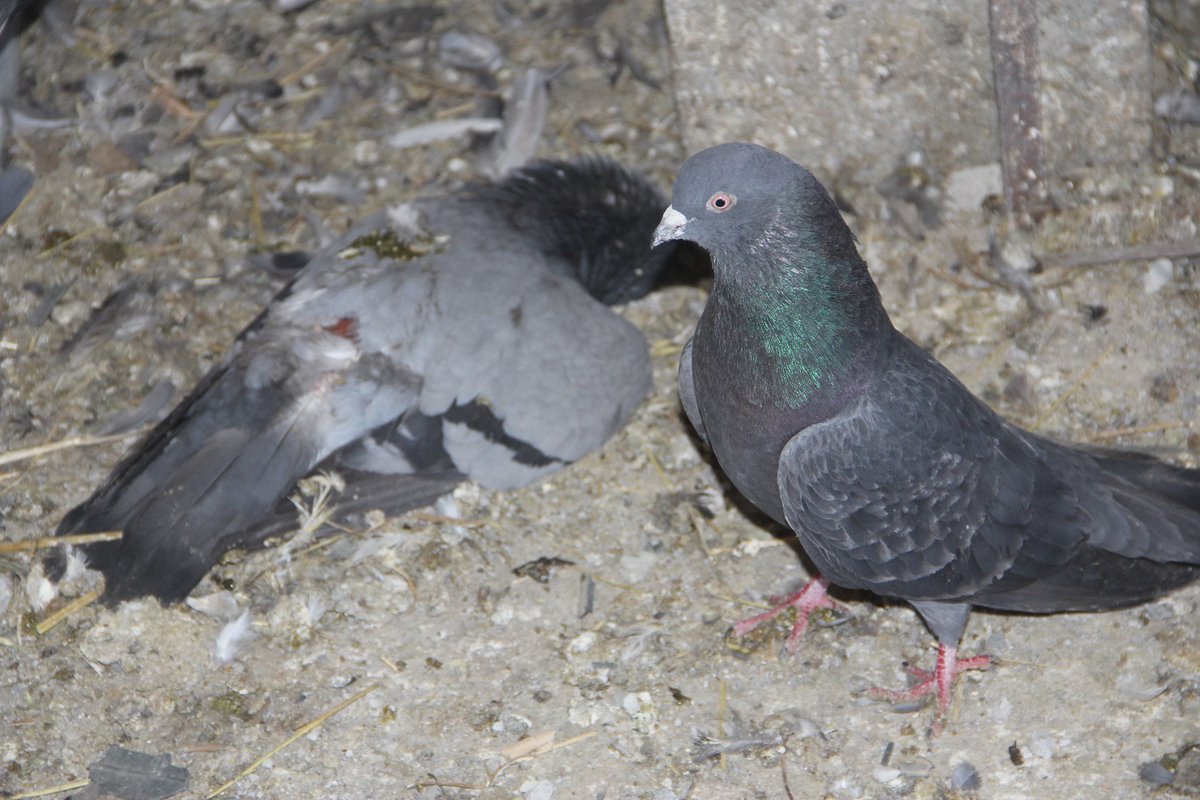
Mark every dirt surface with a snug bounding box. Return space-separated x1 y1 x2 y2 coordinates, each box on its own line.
2 2 1199 799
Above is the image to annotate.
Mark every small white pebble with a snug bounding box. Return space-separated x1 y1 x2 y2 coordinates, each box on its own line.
519 779 555 800
894 760 932 777
186 590 241 620
568 632 597 654
872 765 902 783
1029 730 1055 759
618 552 658 583
1142 175 1174 199
622 692 645 716
1143 258 1174 294
1143 602 1175 621
951 761 982 790
353 140 379 165
1116 672 1169 701
988 695 1013 722
994 292 1022 314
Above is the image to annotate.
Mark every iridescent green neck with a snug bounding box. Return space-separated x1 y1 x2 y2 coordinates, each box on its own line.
718 250 885 409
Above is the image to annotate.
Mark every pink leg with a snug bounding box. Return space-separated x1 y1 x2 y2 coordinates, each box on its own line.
869 643 992 733
732 576 848 653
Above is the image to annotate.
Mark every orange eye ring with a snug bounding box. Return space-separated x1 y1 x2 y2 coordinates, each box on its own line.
706 192 736 212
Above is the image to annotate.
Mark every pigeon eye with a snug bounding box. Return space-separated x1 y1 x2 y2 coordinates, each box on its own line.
706 192 736 212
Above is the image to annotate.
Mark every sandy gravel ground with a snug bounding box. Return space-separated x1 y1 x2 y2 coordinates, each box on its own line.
1 2 1198 799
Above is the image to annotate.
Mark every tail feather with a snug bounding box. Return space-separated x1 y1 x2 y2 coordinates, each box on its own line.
1088 447 1200 512
973 545 1200 613
55 397 328 603
50 343 424 603
1083 447 1200 564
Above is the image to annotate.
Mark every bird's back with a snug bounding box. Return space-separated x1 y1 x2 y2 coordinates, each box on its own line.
777 333 1200 613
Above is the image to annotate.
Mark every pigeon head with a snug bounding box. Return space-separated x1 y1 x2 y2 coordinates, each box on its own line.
652 143 860 280
657 143 892 409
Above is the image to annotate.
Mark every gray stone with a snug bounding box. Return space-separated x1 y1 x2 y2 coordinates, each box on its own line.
664 0 1151 185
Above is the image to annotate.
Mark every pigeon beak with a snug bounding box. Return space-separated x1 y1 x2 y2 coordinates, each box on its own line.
652 206 689 248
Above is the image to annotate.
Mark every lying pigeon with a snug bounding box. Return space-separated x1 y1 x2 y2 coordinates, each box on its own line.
51 157 678 604
0 0 40 223
654 142 1200 730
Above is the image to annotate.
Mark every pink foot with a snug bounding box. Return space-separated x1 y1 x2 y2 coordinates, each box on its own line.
869 644 992 734
732 577 848 653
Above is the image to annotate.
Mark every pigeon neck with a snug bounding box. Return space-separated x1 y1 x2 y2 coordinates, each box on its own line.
713 248 891 410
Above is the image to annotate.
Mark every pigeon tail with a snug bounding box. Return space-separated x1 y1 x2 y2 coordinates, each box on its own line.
50 318 423 603
1088 447 1200 508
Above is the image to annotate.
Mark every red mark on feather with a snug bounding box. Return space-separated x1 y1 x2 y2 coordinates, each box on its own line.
322 316 358 341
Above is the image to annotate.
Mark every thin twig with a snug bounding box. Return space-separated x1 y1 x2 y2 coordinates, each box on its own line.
199 131 317 148
0 430 143 468
717 679 729 771
278 39 351 86
1042 238 1200 270
35 588 103 636
499 729 556 760
524 729 598 757
249 174 265 248
433 99 481 120
1031 344 1115 431
7 778 91 799
206 683 380 799
390 64 498 97
405 511 486 528
150 82 204 122
781 749 797 800
35 226 108 260
413 730 597 793
592 574 651 595
687 507 714 561
926 266 990 291
707 589 775 612
643 447 671 487
379 655 405 673
0 531 122 555
1088 421 1186 442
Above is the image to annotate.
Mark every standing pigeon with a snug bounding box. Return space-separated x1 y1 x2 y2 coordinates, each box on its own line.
653 142 1200 730
50 157 678 604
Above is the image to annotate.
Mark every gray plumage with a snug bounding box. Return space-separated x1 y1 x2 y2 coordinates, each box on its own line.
53 158 677 604
655 142 1200 716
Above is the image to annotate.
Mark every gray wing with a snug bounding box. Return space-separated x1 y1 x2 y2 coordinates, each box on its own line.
776 336 1199 618
777 349 1067 604
678 337 709 446
400 199 651 488
54 237 433 602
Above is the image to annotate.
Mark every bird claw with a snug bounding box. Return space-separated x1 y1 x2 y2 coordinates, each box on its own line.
869 646 992 734
731 576 849 652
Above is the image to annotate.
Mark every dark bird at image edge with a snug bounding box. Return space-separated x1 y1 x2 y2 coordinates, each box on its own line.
49 157 680 604
653 141 1200 730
